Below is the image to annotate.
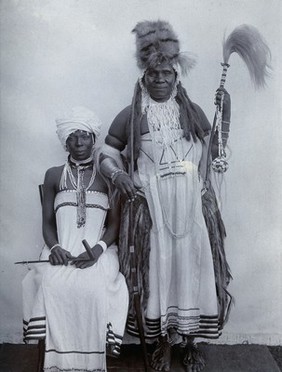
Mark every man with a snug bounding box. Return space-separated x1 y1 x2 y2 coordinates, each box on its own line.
22 106 128 372
99 21 232 372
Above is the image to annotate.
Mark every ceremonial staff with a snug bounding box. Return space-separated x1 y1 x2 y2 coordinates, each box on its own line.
128 83 149 371
202 24 271 326
210 24 271 173
15 239 96 264
15 258 92 264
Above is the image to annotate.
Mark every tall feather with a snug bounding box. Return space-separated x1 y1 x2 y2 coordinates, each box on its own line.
223 24 271 88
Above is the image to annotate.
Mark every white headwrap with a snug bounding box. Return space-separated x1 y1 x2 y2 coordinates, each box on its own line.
56 106 102 149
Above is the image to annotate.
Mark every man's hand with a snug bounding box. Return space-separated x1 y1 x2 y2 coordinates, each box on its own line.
49 246 74 266
72 244 103 269
114 172 137 201
214 87 231 117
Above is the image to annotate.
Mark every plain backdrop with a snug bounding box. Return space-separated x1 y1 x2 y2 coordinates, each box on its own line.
0 0 281 345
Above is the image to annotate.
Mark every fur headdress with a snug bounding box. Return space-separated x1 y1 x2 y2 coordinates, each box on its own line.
132 20 195 75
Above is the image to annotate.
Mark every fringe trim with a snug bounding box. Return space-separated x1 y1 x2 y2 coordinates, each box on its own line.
118 194 152 315
201 183 233 327
119 186 232 330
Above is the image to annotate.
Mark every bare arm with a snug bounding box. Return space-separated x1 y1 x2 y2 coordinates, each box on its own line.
100 199 121 247
42 166 74 265
100 106 137 200
42 167 59 249
73 198 121 269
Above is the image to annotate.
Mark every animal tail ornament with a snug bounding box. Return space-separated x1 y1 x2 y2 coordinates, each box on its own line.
202 25 271 322
212 24 271 174
220 24 271 89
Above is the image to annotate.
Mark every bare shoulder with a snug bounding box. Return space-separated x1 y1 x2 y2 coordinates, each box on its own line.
92 171 108 194
105 105 131 150
110 105 131 133
44 165 64 188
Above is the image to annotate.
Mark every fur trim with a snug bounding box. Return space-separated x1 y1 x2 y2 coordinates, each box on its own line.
132 20 195 75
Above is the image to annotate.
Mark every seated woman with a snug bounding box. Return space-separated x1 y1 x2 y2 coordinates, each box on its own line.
22 106 129 372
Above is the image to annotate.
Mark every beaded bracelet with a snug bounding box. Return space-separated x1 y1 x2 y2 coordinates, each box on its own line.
50 243 61 252
96 240 107 252
111 169 126 185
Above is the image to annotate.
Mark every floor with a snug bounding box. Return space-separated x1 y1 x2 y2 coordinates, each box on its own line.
0 343 281 371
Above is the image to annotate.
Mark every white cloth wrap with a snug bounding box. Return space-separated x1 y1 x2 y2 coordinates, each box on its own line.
56 106 102 149
136 131 219 338
22 190 129 371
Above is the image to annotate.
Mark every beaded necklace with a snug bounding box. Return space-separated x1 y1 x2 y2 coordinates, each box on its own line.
139 78 197 238
139 76 182 148
59 157 96 228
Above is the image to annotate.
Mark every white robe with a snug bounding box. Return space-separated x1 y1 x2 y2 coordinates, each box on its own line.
22 190 128 372
134 130 220 339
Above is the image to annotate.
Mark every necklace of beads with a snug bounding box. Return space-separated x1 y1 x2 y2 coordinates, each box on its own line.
60 159 96 228
67 162 96 192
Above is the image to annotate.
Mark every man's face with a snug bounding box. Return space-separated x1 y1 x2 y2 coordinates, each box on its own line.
66 130 94 160
144 64 176 102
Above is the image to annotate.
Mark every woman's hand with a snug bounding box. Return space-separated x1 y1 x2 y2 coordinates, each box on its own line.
114 172 137 202
49 246 74 266
72 244 103 269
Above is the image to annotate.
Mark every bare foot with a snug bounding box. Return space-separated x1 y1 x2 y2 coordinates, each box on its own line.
150 337 172 371
183 342 205 372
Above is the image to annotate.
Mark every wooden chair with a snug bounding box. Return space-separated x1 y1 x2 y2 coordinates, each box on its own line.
37 339 45 372
37 184 45 372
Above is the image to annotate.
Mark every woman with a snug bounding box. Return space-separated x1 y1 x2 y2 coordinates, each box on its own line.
99 21 232 372
22 106 128 372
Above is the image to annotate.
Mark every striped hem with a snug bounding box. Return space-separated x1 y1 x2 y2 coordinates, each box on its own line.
23 319 123 355
45 349 104 355
106 323 123 357
127 312 222 340
23 317 46 342
55 202 108 213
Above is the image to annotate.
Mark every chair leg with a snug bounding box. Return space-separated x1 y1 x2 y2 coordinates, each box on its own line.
37 339 45 372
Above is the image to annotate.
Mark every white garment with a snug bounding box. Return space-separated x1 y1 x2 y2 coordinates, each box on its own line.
136 130 220 339
22 190 128 372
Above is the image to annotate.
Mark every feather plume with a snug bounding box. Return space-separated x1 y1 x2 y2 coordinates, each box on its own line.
223 24 271 88
178 52 197 75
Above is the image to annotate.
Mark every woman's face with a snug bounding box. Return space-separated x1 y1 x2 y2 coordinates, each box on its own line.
66 130 94 160
144 64 176 102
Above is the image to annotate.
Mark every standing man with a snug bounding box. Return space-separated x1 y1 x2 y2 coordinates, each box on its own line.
99 21 232 372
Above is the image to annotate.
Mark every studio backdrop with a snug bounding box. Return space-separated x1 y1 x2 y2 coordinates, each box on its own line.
0 0 281 345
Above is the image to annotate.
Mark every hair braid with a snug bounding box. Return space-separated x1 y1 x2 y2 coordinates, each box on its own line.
126 82 143 164
176 82 204 142
127 80 205 165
